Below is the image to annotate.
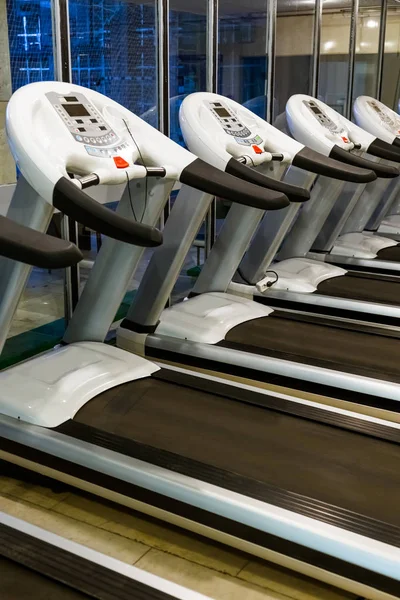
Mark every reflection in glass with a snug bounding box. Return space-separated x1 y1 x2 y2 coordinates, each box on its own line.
170 0 207 146
274 0 315 121
318 3 351 114
382 1 400 110
353 1 381 103
6 0 54 90
70 0 157 118
218 0 268 118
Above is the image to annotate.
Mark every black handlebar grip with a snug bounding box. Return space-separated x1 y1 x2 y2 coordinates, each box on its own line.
53 177 163 247
225 158 310 203
0 215 83 269
329 145 398 178
367 138 400 163
292 146 376 183
393 138 400 148
180 158 290 211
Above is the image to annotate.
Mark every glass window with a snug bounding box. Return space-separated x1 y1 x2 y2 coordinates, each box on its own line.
318 2 352 114
274 0 316 121
352 1 381 103
382 1 400 110
218 0 268 119
169 0 207 146
70 0 157 120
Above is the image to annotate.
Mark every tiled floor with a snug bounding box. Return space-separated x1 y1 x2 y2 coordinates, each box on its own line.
0 468 356 600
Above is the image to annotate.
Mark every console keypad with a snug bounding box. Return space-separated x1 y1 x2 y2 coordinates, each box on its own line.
208 101 252 141
46 91 123 158
304 100 342 134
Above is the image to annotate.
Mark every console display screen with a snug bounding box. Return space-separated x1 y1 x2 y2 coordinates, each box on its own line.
310 105 322 114
214 107 231 118
62 103 91 117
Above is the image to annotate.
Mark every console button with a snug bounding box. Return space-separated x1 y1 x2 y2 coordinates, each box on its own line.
113 156 129 168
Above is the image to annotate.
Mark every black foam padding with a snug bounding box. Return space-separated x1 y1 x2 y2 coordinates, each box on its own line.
53 177 163 247
225 158 310 203
0 215 82 269
292 146 376 183
180 158 290 210
367 138 400 163
392 137 400 148
330 145 398 178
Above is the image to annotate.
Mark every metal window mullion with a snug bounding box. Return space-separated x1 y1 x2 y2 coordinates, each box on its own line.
345 0 359 119
157 0 170 227
266 0 276 123
311 0 322 98
206 0 218 252
376 0 388 100
51 0 79 323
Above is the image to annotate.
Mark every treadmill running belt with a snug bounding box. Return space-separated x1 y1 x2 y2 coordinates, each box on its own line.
73 376 400 528
376 244 400 261
222 313 400 382
317 272 400 305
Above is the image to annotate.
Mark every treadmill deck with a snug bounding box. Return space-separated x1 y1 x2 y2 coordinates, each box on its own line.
69 373 400 531
222 310 400 382
317 271 400 304
376 244 400 262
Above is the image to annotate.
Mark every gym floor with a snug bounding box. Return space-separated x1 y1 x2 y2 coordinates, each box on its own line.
0 466 355 600
1 242 357 599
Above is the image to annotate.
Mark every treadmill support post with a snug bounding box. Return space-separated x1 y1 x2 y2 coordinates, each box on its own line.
0 176 53 354
124 185 215 329
63 177 174 344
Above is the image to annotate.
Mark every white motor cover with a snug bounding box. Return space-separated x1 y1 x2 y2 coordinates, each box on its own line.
332 232 397 259
155 292 273 344
0 342 158 427
354 96 400 144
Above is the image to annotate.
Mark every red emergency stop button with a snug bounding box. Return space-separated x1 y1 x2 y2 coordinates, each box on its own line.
113 156 129 169
341 136 349 143
252 145 263 154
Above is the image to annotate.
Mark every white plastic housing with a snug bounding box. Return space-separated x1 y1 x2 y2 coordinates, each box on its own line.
332 232 397 259
354 96 400 144
0 342 158 427
286 94 377 155
6 81 200 205
179 92 304 170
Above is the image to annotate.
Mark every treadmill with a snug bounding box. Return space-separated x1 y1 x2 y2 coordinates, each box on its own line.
1 82 400 600
0 220 207 600
112 91 400 404
353 96 400 239
0 512 209 600
276 94 400 278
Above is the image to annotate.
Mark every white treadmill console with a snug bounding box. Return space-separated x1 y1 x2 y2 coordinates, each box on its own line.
179 92 304 169
6 81 197 205
354 96 400 144
286 94 378 157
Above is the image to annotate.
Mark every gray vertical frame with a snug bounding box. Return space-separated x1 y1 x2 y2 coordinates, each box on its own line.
51 0 72 82
376 0 388 100
266 0 276 123
51 0 79 322
311 0 322 98
345 0 359 119
207 0 218 93
157 0 170 225
206 0 218 250
157 0 170 136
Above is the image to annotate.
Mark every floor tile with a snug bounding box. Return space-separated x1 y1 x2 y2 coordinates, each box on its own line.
136 549 290 600
102 512 248 576
0 475 70 509
52 492 123 527
238 560 356 600
0 494 150 564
